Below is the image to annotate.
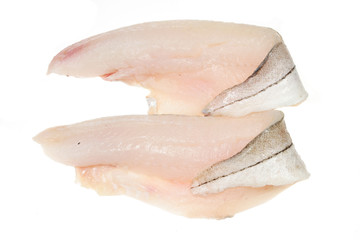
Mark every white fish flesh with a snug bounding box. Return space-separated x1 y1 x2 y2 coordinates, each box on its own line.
35 20 310 218
76 166 290 219
34 111 309 218
48 20 307 116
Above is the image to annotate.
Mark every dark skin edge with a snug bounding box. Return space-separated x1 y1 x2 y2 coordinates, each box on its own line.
191 116 293 191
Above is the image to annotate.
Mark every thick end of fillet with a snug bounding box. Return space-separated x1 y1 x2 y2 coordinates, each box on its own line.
203 43 308 117
191 116 309 195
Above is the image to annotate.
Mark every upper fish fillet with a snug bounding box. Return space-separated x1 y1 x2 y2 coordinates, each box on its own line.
48 20 307 115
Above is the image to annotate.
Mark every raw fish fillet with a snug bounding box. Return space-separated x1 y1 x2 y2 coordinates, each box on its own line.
34 111 281 181
48 20 307 116
34 111 309 218
36 20 310 218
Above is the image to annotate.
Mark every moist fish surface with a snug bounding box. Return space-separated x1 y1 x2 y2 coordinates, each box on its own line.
48 20 307 115
36 20 310 218
34 111 283 182
34 111 308 218
76 166 290 219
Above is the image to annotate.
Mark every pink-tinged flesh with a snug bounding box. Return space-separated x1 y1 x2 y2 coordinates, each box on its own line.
76 166 289 219
48 20 282 115
34 111 282 182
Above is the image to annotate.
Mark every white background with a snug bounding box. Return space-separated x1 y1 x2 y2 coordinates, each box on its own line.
1 0 359 239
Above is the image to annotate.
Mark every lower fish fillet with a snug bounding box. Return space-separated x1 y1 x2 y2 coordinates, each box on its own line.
34 111 308 218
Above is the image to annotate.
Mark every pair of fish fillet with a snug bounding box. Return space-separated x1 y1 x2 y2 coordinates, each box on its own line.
34 20 309 219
